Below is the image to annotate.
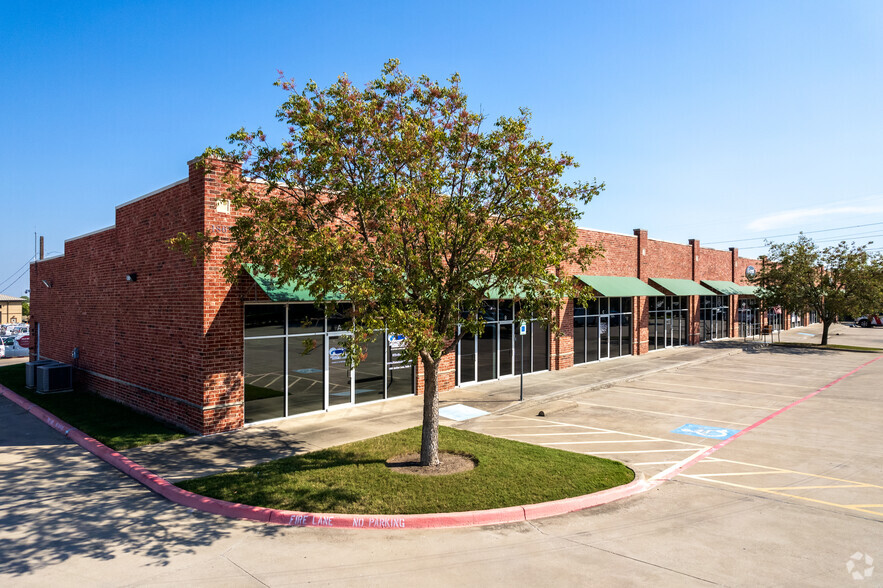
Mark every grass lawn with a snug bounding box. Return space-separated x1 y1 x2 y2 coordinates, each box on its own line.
771 342 883 353
0 363 189 450
177 426 635 515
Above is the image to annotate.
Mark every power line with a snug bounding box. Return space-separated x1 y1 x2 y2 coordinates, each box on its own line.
703 221 883 246
0 265 31 295
0 256 35 291
739 233 883 251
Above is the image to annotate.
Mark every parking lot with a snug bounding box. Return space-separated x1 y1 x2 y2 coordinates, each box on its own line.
1 326 881 586
458 346 883 520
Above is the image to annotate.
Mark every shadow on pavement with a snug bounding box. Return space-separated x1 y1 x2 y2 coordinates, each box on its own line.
0 401 282 577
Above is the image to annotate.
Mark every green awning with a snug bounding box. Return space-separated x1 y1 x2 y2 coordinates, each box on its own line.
244 266 345 302
701 280 749 296
575 276 664 297
485 285 527 299
470 277 536 299
735 284 759 295
649 278 716 296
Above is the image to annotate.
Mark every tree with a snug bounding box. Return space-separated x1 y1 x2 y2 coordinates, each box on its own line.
20 295 29 317
752 234 883 345
178 60 603 466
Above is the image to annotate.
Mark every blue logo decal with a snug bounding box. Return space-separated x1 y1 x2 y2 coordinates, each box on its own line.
672 423 741 440
329 347 346 358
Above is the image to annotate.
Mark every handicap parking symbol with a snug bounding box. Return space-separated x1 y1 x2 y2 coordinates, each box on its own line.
672 423 741 440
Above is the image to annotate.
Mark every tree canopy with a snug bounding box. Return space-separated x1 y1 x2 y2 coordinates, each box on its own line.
178 60 604 465
751 234 883 344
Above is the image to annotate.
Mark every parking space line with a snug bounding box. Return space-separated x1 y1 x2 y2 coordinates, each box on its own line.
762 485 869 490
689 471 787 477
542 440 688 445
497 431 612 436
477 425 587 428
582 449 701 455
611 386 777 410
703 458 883 488
660 373 811 389
507 415 707 446
624 380 803 400
678 474 883 517
688 363 849 378
572 401 754 426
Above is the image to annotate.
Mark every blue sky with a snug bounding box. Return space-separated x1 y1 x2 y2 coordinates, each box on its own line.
2 1 882 297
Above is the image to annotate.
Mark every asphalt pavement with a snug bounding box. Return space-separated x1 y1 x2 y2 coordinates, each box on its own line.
1 322 881 586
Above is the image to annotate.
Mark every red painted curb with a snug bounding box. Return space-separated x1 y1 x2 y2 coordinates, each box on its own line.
0 383 650 529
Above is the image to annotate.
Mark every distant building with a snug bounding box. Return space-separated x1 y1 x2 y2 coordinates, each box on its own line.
0 294 25 324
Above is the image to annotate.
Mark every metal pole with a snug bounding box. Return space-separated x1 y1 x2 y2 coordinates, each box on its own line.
519 321 524 402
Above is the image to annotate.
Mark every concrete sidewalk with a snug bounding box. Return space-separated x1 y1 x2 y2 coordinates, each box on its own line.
125 340 762 482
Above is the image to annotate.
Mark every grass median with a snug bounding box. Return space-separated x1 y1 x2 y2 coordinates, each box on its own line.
0 363 189 450
177 426 635 515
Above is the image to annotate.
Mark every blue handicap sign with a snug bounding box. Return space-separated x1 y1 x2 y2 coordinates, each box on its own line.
672 423 741 440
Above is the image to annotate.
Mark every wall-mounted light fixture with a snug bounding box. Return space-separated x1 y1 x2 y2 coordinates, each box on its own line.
126 272 137 282
41 279 52 288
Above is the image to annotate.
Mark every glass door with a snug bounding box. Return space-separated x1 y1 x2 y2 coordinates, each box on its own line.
499 322 514 377
665 311 673 347
599 315 610 360
327 334 354 407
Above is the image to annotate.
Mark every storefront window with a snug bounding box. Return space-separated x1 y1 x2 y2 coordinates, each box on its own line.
457 299 549 384
573 297 633 364
699 295 729 341
243 303 414 424
649 296 688 350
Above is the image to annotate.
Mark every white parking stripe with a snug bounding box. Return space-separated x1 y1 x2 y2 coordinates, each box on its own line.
689 471 787 477
660 373 809 388
585 449 700 455
507 415 707 446
572 401 754 426
610 386 776 410
624 380 802 399
500 431 616 437
542 439 689 445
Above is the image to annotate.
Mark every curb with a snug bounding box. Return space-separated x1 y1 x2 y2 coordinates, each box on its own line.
0 384 650 530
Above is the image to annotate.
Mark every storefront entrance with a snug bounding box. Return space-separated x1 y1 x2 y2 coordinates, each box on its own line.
649 296 687 350
737 297 760 337
457 300 549 385
699 295 729 341
573 297 633 363
244 304 415 424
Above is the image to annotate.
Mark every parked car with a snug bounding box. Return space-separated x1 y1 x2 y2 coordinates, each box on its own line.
855 315 882 328
0 335 29 358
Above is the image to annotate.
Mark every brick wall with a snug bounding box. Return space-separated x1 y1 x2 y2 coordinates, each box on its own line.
30 158 767 435
30 163 231 434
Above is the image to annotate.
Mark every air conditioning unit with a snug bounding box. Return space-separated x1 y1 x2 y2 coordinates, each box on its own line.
36 363 73 394
25 360 57 389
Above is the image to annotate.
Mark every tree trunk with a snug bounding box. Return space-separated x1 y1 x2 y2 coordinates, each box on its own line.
419 353 440 467
821 320 831 346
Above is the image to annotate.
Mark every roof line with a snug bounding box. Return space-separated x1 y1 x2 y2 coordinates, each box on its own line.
64 224 115 244
115 178 188 210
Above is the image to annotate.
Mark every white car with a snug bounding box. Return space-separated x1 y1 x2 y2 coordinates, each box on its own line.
855 315 882 328
0 335 29 358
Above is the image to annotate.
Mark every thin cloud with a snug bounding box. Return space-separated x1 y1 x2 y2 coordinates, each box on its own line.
748 201 883 232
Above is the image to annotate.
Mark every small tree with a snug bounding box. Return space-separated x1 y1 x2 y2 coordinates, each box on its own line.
177 60 603 466
752 234 883 345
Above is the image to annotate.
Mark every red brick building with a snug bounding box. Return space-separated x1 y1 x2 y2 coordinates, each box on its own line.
29 158 808 435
